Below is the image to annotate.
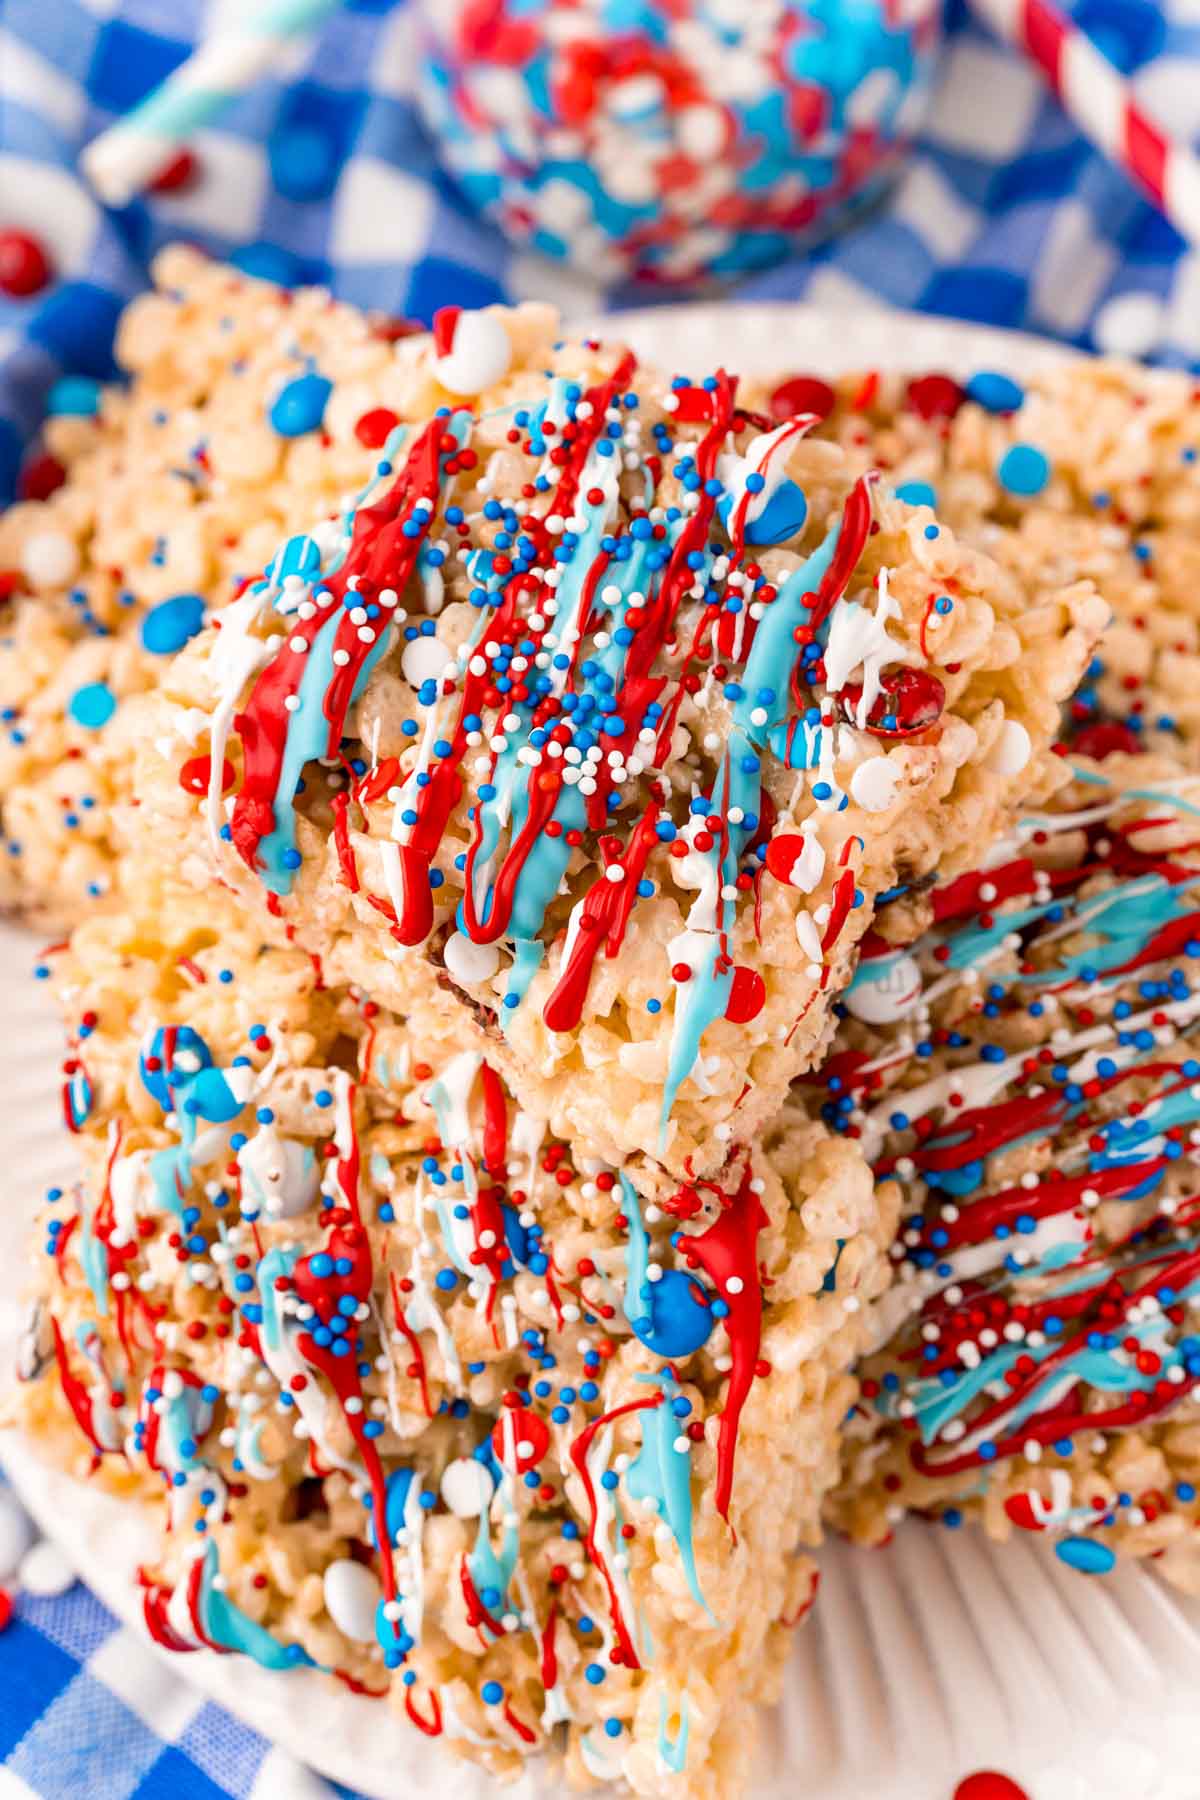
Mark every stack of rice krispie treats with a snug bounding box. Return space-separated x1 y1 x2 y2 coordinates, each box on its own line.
0 251 1130 1797
760 361 1200 1588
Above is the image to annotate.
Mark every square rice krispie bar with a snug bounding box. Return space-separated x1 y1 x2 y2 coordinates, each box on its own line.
818 748 1200 1590
112 305 1104 1193
15 870 894 1798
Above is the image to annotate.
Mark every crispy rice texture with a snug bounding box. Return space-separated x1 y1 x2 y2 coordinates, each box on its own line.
0 246 557 929
754 359 1200 756
818 750 1200 1587
15 873 896 1797
89 270 1101 1192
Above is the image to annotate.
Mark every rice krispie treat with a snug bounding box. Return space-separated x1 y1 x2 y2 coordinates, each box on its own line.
751 359 1200 757
820 749 1200 1588
116 320 1104 1193
0 245 554 927
16 875 894 1797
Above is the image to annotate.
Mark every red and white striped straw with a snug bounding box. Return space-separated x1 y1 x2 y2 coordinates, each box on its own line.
971 0 1200 246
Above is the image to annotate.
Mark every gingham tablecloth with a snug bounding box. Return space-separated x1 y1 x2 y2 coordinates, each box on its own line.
1 2 1200 1796
3 0 1200 502
0 1571 314 1800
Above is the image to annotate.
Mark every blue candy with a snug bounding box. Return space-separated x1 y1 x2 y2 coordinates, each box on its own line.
67 682 116 729
190 1067 245 1124
630 1269 714 1358
269 372 332 437
966 370 1025 414
140 1025 214 1109
369 1465 416 1552
47 376 101 417
998 443 1051 497
140 593 206 656
894 479 937 509
1054 1536 1116 1575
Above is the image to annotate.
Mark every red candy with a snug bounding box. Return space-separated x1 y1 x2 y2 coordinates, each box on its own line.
725 966 766 1023
1002 1493 1044 1531
179 753 235 796
1071 720 1143 761
492 1406 550 1473
767 375 836 424
953 1774 1029 1800
149 150 199 193
355 407 401 449
764 832 810 885
906 373 964 421
0 229 53 298
17 452 65 503
841 666 946 737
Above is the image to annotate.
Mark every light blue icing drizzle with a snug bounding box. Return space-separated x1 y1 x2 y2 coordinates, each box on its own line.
466 1493 519 1629
733 518 841 745
625 1371 713 1619
195 1540 314 1671
904 1266 1200 1447
659 733 760 1140
255 413 473 897
254 608 393 895
942 871 1200 983
657 1692 690 1775
258 1244 301 1352
78 1212 110 1316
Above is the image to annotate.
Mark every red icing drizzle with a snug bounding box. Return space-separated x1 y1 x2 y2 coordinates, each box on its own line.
231 412 459 878
567 1390 664 1668
681 1163 769 1522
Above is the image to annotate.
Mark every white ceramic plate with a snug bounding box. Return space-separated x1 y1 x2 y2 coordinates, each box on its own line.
5 303 1200 1800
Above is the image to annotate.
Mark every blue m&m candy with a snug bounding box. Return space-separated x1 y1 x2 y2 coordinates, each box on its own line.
630 1269 715 1358
47 376 101 417
1054 1536 1116 1575
269 372 332 437
966 370 1025 414
67 682 116 729
998 443 1051 497
140 593 206 656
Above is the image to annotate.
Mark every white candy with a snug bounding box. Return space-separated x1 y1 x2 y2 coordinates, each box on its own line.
237 1128 320 1221
443 930 500 986
322 1558 381 1643
986 719 1032 777
434 312 513 397
843 951 922 1024
400 633 452 688
20 529 79 590
19 1538 75 1598
850 756 901 813
440 1456 495 1518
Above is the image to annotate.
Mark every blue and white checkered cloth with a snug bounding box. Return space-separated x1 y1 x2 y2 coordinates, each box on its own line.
1 0 1200 1792
0 1493 357 1800
3 0 1200 502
